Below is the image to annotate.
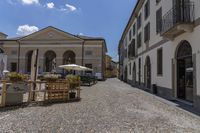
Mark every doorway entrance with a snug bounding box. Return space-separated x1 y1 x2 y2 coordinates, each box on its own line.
124 66 127 82
144 56 151 89
176 40 193 102
132 63 136 85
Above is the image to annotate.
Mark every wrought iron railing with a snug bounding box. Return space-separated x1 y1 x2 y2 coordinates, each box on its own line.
161 2 195 34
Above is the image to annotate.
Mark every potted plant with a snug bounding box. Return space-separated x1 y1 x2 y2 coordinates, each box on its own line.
41 73 60 82
8 72 27 82
6 72 28 105
66 75 80 99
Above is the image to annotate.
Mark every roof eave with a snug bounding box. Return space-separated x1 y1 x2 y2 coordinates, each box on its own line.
118 0 144 48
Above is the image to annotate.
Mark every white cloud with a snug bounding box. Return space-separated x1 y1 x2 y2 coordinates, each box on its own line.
20 0 39 5
17 25 39 36
60 8 67 12
59 4 77 12
79 33 84 35
46 2 54 9
65 4 77 11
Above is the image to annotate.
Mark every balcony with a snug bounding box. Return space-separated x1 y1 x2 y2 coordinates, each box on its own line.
161 2 194 40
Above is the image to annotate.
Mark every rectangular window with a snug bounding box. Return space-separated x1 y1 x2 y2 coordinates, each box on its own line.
129 30 132 41
124 36 127 49
132 39 136 57
157 48 163 75
85 64 93 74
11 62 17 72
85 51 93 56
137 13 142 29
144 0 150 20
129 63 131 75
128 39 136 58
144 22 150 42
156 8 162 34
128 44 131 58
133 24 136 36
137 33 141 48
124 50 127 58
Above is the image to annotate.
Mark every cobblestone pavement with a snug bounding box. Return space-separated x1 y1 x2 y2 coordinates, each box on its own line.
0 78 200 133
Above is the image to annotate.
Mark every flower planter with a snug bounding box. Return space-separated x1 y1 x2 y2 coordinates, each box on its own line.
5 82 29 106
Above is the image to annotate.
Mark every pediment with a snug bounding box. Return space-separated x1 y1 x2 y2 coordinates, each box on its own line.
20 26 83 41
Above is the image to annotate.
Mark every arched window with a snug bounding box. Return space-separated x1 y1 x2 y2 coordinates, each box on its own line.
177 41 192 59
44 51 56 72
26 51 33 73
63 50 76 64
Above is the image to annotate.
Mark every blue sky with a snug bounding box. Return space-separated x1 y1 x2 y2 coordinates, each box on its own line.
0 0 136 61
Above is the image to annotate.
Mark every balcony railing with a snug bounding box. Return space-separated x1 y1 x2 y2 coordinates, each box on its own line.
161 2 194 34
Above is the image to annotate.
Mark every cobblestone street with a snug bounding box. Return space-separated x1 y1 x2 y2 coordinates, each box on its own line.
0 78 200 132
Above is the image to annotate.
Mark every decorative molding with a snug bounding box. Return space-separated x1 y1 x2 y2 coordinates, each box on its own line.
4 44 102 48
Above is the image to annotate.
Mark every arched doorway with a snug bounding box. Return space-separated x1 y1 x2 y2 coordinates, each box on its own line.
63 50 76 65
25 51 33 73
63 51 76 75
144 56 151 89
138 58 141 85
124 66 127 82
44 51 56 72
176 40 193 102
132 62 136 85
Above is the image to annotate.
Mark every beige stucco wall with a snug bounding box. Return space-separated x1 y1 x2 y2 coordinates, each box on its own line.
0 27 106 79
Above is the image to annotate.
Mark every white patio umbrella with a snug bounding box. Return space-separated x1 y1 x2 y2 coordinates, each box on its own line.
3 70 9 73
59 64 93 71
79 66 93 71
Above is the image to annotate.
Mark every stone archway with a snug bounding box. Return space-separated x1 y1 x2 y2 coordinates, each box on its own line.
63 50 76 65
144 56 151 89
44 51 56 72
176 40 193 102
63 51 76 75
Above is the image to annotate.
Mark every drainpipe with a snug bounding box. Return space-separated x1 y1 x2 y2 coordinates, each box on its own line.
81 40 85 76
102 41 105 80
82 40 85 66
17 40 21 73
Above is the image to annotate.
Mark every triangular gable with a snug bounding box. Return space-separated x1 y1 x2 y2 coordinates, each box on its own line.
19 26 83 41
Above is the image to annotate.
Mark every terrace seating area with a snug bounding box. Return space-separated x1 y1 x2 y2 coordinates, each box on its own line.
0 70 100 108
80 75 98 86
0 72 82 107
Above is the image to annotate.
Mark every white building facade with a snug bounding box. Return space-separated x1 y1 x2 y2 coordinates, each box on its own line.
119 0 200 111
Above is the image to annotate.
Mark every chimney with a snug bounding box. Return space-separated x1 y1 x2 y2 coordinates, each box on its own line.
0 32 8 39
